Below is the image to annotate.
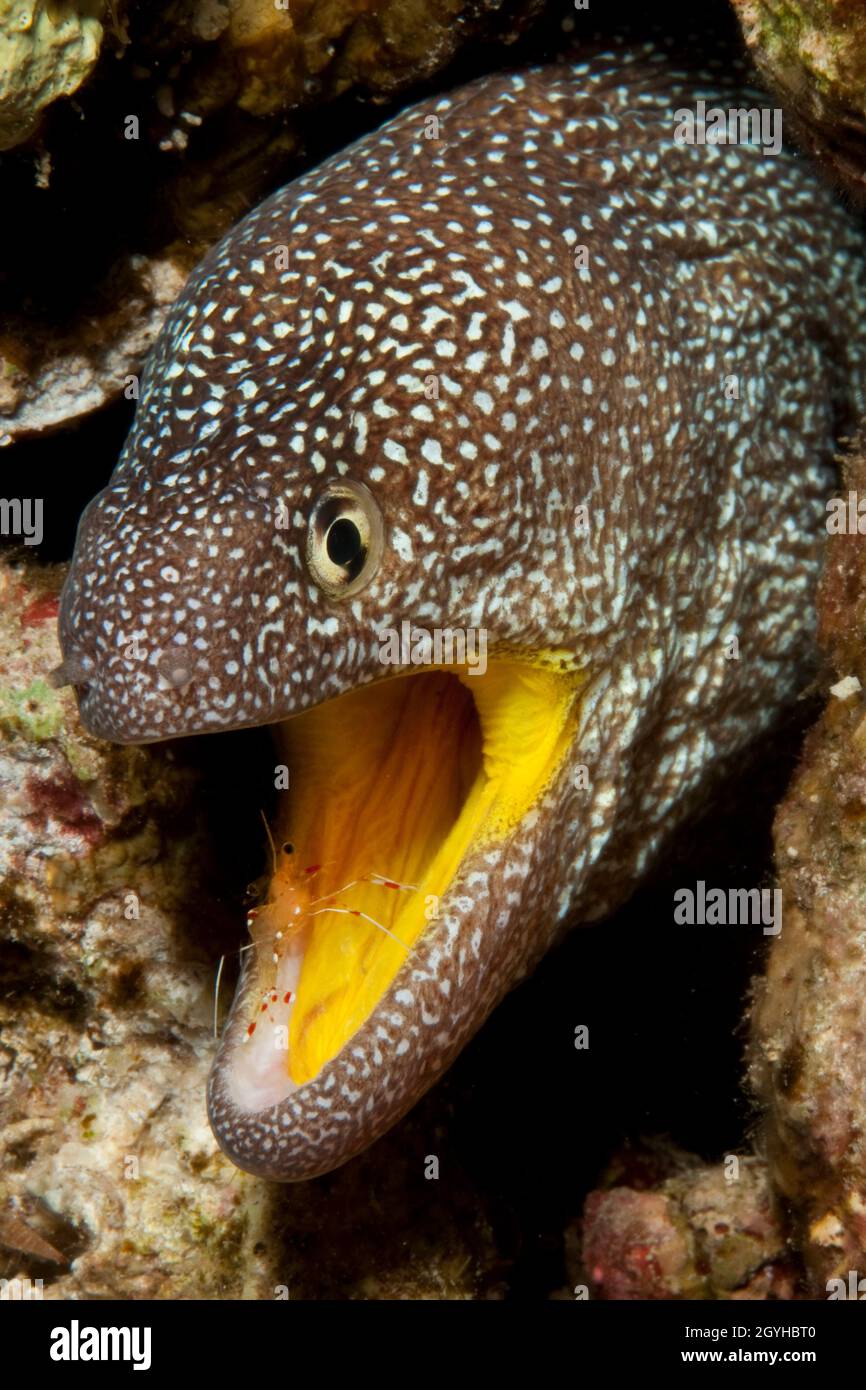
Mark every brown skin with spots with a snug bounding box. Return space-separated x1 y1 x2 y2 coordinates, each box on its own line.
60 39 866 1179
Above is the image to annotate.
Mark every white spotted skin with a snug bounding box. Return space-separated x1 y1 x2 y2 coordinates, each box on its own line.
61 38 866 1179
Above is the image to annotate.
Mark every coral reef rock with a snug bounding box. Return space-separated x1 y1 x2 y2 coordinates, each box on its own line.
732 0 866 205
0 0 106 151
750 436 866 1293
575 1147 795 1300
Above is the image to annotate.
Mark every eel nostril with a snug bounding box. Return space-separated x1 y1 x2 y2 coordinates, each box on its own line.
48 652 95 691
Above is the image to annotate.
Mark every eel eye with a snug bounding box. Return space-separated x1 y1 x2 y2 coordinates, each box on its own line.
306 478 384 599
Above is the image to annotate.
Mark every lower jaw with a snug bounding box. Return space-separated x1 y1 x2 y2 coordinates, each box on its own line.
223 655 585 1112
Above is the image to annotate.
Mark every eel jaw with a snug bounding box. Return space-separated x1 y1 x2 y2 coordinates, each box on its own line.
208 657 584 1181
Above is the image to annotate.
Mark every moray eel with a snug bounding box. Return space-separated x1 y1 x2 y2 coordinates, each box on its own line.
58 38 866 1180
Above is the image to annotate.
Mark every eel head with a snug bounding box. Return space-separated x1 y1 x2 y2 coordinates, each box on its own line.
56 308 597 1178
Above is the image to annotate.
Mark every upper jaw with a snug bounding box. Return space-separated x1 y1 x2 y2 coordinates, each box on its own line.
56 622 364 745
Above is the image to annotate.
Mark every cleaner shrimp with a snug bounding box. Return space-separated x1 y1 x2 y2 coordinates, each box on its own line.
213 814 420 1040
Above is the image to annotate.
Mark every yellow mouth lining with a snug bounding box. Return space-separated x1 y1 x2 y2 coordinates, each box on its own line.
247 657 584 1085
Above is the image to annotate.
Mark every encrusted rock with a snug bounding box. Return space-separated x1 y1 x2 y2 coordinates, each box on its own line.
749 435 866 1293
732 0 866 205
575 1147 795 1300
0 0 106 151
0 255 187 443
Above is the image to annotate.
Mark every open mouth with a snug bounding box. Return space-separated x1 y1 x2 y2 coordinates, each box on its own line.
224 657 584 1110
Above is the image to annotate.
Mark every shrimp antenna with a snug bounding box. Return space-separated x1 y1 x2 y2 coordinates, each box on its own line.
307 905 411 951
308 870 420 909
260 809 279 877
213 954 226 1039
